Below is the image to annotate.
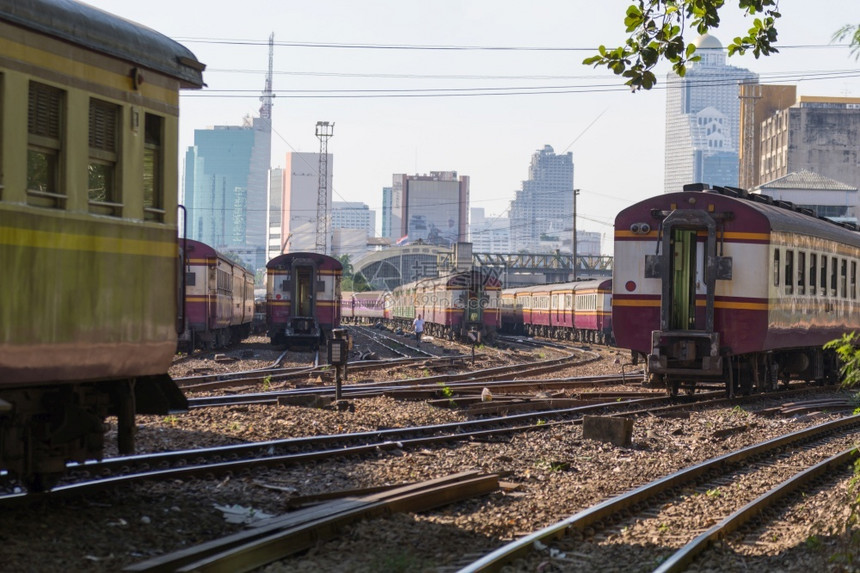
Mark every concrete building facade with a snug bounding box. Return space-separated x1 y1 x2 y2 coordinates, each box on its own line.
392 171 469 247
758 96 860 191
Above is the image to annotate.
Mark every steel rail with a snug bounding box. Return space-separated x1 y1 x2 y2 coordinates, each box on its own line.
4 391 734 499
457 413 860 572
655 446 859 572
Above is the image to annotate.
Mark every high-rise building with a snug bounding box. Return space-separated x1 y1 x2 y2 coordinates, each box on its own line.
183 37 273 271
470 207 510 254
381 186 393 240
332 201 376 237
509 145 574 252
281 152 333 253
392 172 468 247
266 167 284 261
664 34 757 193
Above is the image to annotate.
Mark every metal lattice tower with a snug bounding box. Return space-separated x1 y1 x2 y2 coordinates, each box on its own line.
259 33 274 120
315 121 334 254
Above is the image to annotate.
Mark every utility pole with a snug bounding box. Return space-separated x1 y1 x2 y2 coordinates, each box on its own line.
315 121 334 254
572 188 580 280
738 82 761 190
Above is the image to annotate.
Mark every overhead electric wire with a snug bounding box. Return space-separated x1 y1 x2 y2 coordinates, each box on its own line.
181 69 860 99
176 37 853 52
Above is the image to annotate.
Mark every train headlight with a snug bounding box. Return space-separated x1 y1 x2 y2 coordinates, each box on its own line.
630 223 651 234
625 281 637 292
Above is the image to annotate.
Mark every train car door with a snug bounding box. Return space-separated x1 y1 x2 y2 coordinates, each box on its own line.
293 264 314 317
669 229 700 331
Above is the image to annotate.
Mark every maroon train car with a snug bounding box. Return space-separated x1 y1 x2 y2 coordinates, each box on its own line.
499 286 527 334
571 279 613 344
342 290 389 323
502 279 613 344
180 240 255 350
266 253 343 348
517 284 552 336
614 183 860 396
390 270 501 342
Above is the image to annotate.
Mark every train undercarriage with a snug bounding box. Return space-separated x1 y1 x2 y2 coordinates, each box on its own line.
0 376 187 491
644 340 840 397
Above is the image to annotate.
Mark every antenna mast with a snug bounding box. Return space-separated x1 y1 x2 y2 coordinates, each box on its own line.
315 121 334 254
259 33 275 119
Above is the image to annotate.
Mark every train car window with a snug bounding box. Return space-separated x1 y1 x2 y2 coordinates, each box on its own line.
88 98 121 216
841 259 848 299
143 114 164 222
784 250 793 295
185 272 196 286
852 261 857 300
218 268 232 295
820 255 827 296
831 256 838 297
810 253 817 293
773 249 780 287
797 252 806 295
27 81 65 208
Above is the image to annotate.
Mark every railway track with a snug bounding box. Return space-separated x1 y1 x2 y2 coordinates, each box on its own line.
177 341 597 398
111 397 857 573
455 412 860 572
185 372 643 409
0 385 836 501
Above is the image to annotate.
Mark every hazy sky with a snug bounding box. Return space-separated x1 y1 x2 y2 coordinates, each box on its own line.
83 0 860 244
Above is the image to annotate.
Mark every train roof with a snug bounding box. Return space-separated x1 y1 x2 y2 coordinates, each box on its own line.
504 278 612 296
618 185 860 249
0 0 205 88
182 239 253 274
352 290 387 299
266 252 343 271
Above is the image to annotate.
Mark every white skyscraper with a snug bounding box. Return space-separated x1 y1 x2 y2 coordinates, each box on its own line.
331 201 376 237
509 145 574 252
664 34 757 193
281 152 333 254
266 168 284 261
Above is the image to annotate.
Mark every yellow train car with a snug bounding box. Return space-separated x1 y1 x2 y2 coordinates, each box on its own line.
0 0 204 489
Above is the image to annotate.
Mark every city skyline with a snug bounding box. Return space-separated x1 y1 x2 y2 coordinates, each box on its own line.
81 0 860 245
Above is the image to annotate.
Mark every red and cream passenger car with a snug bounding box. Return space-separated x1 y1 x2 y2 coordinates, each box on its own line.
180 240 255 350
500 280 613 344
266 253 342 348
613 183 860 395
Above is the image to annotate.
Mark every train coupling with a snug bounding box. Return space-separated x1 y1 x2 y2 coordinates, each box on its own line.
648 330 722 376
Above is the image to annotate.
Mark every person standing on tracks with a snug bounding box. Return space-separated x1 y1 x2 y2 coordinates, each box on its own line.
413 314 425 344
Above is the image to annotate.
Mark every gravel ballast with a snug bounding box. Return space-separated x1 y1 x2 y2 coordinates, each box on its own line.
2 337 858 572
